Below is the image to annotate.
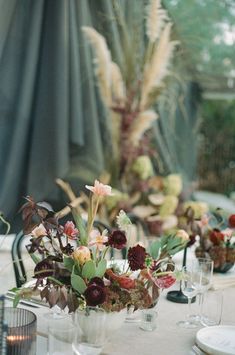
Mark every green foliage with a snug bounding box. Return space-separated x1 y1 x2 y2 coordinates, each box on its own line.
71 207 87 246
149 240 161 259
82 260 96 279
71 267 87 294
95 259 107 278
63 255 74 272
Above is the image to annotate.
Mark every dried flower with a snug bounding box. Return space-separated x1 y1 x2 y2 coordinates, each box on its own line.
131 155 154 180
107 230 127 250
84 284 106 306
63 221 78 240
85 180 113 196
73 246 91 265
128 244 146 271
159 195 178 217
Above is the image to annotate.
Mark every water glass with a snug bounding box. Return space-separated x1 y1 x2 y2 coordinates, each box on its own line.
72 307 107 355
201 290 223 326
139 308 158 331
47 314 76 355
5 307 37 355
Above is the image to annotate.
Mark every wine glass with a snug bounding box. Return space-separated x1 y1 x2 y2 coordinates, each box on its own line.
177 266 199 328
192 258 214 325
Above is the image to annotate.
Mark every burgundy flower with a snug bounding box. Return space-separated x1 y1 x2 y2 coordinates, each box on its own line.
88 277 105 288
128 244 146 271
210 229 224 245
228 214 235 228
107 230 127 250
84 284 106 306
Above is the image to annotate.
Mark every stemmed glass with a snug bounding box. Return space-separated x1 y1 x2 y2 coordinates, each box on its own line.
177 266 199 328
192 258 214 325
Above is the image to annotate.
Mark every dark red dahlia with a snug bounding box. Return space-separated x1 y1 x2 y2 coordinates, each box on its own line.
107 230 127 250
88 277 105 288
128 244 146 271
228 214 235 228
84 285 106 306
210 229 224 245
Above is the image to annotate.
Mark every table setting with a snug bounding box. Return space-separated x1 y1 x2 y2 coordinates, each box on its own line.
1 180 235 355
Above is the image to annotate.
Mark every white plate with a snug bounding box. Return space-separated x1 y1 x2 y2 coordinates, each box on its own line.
196 325 235 355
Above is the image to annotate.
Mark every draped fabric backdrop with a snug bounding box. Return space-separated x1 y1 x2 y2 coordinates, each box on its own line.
0 0 201 231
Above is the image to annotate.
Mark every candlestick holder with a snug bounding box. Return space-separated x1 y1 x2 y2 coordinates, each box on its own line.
166 247 196 304
5 308 37 355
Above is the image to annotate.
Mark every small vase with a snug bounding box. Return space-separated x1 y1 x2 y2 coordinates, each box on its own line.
72 307 126 355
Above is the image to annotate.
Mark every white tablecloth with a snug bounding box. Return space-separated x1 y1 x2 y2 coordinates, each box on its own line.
27 282 235 355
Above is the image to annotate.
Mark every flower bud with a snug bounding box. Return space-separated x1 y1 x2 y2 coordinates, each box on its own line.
73 246 91 265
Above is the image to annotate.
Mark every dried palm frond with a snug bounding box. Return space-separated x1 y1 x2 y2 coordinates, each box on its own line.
111 62 126 103
146 0 168 43
140 23 178 109
82 26 112 105
129 110 158 146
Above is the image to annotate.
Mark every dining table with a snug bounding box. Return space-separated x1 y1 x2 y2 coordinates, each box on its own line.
4 269 235 355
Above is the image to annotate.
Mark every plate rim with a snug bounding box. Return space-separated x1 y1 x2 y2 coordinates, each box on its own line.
196 325 235 355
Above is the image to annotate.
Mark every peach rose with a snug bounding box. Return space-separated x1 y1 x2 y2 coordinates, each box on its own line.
73 246 91 265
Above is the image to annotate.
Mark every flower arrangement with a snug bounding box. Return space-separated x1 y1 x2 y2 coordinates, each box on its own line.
195 211 235 272
15 180 189 312
82 0 178 192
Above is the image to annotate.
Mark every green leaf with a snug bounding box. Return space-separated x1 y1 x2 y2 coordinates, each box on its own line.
82 260 96 279
63 255 74 272
71 207 87 246
29 253 41 265
95 259 107 278
13 294 20 308
71 272 87 294
149 240 161 259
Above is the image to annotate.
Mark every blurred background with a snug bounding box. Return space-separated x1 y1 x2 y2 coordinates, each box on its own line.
0 0 235 234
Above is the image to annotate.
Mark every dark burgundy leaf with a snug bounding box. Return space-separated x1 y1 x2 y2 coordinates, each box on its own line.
67 292 79 313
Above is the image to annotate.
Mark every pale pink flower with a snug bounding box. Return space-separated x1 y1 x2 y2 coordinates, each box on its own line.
88 229 108 251
31 224 47 238
85 180 113 196
63 221 78 240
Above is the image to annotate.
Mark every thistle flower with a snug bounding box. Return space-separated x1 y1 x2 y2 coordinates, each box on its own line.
116 210 132 232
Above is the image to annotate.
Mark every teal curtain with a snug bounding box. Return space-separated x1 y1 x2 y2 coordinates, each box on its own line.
0 0 201 231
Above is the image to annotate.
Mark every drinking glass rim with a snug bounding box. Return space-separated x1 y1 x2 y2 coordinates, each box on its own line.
5 307 37 328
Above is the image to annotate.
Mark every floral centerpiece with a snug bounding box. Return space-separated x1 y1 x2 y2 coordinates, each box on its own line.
14 180 189 312
195 211 235 273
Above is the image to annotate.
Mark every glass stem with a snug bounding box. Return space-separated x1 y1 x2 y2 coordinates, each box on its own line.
199 292 205 318
187 297 192 320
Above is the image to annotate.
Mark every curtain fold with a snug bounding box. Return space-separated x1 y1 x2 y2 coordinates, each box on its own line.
0 0 201 232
